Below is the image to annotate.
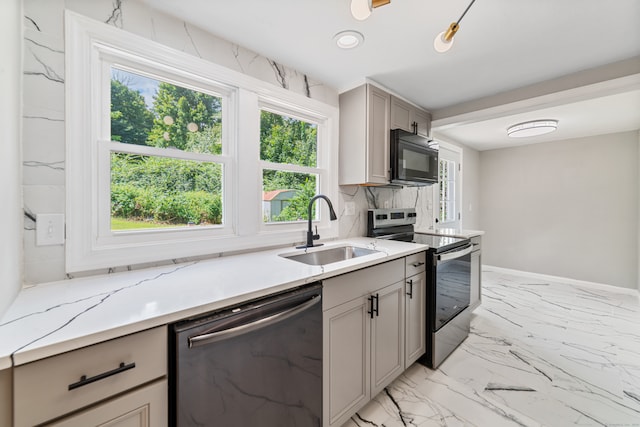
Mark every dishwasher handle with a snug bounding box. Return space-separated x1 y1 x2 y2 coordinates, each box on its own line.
188 294 321 349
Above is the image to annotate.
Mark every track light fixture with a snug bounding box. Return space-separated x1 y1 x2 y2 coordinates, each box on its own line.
350 0 391 21
434 0 476 53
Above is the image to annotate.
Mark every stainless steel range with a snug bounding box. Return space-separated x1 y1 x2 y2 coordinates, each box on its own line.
367 208 472 368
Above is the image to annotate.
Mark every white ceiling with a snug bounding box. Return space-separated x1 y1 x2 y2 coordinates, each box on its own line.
144 0 640 150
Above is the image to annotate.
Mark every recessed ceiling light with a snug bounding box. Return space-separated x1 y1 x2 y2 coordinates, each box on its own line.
334 30 364 49
507 120 558 138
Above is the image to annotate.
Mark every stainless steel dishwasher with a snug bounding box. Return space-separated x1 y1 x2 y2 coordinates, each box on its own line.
169 282 322 427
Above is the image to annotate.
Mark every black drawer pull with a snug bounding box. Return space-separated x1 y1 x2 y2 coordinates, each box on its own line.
68 362 136 390
410 261 425 268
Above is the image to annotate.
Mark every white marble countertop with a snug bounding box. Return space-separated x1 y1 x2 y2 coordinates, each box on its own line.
0 238 426 369
414 228 485 239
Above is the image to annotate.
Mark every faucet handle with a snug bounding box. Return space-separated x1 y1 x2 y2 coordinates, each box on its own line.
313 226 320 240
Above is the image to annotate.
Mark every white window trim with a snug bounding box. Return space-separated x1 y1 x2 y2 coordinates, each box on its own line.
65 11 338 272
435 140 463 229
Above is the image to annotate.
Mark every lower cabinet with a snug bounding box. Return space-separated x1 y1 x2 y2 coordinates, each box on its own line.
48 379 167 427
323 256 424 427
370 281 405 397
13 326 167 427
405 270 426 367
324 295 371 426
0 368 11 427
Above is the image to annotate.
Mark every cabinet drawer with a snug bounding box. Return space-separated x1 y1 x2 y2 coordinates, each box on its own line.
405 252 426 276
323 259 404 310
48 379 167 427
14 326 166 427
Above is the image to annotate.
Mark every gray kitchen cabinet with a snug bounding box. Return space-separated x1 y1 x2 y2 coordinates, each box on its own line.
13 326 167 427
405 270 427 366
0 368 11 427
323 259 405 427
470 236 482 310
339 84 390 185
370 281 405 397
48 380 167 427
390 95 431 138
404 252 427 367
323 294 370 427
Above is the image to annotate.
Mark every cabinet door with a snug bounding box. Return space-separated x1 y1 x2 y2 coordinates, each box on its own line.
366 85 390 183
370 281 405 397
405 271 426 366
324 297 371 427
48 379 167 427
414 108 431 139
470 250 481 310
0 369 10 427
390 96 413 132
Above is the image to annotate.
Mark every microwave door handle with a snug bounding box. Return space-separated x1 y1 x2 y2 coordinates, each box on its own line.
438 244 473 262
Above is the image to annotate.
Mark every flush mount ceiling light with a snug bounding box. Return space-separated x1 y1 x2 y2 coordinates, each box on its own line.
334 30 364 49
350 0 391 21
434 0 476 53
507 120 559 138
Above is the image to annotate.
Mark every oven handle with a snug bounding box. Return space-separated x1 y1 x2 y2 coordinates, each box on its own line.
438 244 473 262
187 295 321 349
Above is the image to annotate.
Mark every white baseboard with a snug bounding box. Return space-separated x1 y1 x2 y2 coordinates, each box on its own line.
483 265 639 296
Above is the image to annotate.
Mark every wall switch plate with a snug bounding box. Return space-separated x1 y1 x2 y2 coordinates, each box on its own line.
36 214 65 246
345 202 356 216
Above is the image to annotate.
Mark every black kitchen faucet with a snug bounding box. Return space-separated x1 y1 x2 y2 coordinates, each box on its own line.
297 194 338 249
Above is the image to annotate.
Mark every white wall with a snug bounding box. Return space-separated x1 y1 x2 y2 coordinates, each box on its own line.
480 131 639 289
0 0 23 315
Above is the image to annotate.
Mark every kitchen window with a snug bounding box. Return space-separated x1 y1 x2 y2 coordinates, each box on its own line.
260 108 321 224
109 67 227 232
65 11 338 272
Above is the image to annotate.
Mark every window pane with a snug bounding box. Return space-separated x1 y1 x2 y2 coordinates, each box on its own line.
110 67 222 154
262 170 317 222
260 110 317 167
111 153 222 230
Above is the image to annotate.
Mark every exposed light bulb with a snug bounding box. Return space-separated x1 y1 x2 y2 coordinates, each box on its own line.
434 22 458 53
433 31 454 53
351 0 372 21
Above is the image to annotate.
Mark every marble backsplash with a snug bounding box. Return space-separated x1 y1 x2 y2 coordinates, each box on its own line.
339 184 436 238
20 0 434 285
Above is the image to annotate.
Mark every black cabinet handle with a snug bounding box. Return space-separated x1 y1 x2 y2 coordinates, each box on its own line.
68 362 136 391
367 295 375 319
373 293 379 317
410 261 425 268
406 279 414 299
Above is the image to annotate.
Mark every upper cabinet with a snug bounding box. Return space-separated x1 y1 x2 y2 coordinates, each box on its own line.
339 84 431 186
339 84 390 185
390 96 431 139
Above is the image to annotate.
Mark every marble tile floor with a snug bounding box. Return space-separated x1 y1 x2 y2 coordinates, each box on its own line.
343 268 640 427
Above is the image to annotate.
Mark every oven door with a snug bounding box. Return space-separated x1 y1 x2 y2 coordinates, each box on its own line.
433 244 472 331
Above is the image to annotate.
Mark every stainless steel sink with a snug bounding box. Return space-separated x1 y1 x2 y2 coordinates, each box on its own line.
280 245 380 266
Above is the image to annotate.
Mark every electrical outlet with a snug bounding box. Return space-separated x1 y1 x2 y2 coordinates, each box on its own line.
36 214 65 246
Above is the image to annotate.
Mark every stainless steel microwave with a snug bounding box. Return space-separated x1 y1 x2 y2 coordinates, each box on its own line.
390 129 439 186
